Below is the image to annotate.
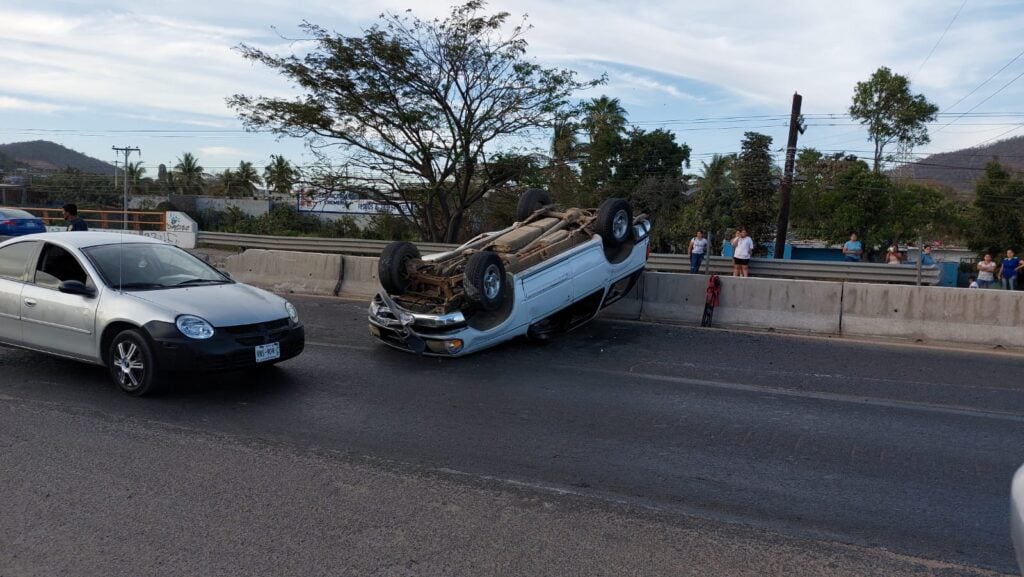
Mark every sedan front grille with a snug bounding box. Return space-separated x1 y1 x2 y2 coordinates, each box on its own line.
221 318 290 335
218 317 291 346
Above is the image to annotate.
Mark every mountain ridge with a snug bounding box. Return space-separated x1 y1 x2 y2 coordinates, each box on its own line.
0 140 117 175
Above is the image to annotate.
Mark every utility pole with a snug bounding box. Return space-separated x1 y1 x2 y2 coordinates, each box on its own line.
773 92 804 259
112 146 140 231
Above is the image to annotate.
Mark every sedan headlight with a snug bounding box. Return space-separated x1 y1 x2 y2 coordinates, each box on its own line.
176 315 215 339
285 301 300 325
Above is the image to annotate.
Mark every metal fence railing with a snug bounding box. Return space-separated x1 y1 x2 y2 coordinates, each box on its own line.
196 231 943 285
16 207 167 231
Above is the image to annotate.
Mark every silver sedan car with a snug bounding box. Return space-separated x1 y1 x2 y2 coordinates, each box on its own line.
0 232 304 395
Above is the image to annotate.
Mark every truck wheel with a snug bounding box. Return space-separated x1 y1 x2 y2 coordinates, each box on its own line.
596 198 632 249
516 188 553 222
379 241 420 295
464 252 506 312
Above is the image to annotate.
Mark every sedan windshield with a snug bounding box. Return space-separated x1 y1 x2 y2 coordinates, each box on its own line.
82 243 230 290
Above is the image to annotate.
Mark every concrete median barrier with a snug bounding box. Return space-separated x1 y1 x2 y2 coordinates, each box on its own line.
842 284 1024 348
224 249 343 296
639 273 843 334
339 255 381 298
712 276 843 334
635 272 708 324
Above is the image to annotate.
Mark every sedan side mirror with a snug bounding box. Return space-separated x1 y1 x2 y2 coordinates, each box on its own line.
58 279 96 297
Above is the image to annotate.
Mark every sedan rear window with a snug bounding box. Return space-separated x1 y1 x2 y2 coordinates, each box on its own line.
82 243 229 290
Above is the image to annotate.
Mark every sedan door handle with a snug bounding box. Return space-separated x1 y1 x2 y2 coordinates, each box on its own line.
23 298 37 307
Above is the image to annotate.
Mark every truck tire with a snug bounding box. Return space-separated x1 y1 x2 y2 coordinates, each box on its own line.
379 241 420 295
596 198 632 249
516 188 553 222
464 251 506 312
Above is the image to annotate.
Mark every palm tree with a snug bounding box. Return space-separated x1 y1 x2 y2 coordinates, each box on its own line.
125 161 147 194
693 154 738 251
173 152 204 195
216 169 236 196
581 96 628 144
550 116 578 163
549 116 581 205
234 161 263 195
579 96 628 190
263 155 299 195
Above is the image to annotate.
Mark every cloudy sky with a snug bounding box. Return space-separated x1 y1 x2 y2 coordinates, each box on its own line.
2 0 1023 175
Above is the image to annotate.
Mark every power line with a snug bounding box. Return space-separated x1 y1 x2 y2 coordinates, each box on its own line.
943 48 1024 113
935 69 1024 134
914 0 968 78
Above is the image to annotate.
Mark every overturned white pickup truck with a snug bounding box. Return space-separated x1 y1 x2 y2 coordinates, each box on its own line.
368 190 651 356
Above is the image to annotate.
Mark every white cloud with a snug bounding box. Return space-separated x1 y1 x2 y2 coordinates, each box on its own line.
2 0 1022 165
0 95 72 113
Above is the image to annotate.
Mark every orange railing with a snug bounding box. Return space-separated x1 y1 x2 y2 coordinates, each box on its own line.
16 208 167 232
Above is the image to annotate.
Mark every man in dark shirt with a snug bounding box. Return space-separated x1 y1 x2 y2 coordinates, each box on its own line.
63 203 88 231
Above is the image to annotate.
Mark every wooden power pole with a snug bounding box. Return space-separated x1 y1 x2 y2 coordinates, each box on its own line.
773 92 803 259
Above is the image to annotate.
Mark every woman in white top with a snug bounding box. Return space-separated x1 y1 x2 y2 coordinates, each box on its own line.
730 228 754 277
977 253 997 288
688 230 708 274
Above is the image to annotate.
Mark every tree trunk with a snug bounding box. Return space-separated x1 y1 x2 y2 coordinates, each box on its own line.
444 209 463 244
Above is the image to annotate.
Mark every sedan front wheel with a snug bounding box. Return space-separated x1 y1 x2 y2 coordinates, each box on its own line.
108 329 160 396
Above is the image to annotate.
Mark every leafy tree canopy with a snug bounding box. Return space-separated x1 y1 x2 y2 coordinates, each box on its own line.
849 66 939 173
229 0 600 242
967 160 1024 255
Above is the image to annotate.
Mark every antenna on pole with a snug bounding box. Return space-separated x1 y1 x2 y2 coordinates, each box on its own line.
112 146 140 231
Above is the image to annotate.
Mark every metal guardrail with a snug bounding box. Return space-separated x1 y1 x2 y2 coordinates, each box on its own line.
197 231 942 285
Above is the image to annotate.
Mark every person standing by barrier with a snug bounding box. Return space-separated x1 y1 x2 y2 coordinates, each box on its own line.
842 233 863 262
885 245 902 265
921 245 936 266
63 203 88 231
977 253 997 288
688 230 708 274
998 249 1022 290
731 227 754 277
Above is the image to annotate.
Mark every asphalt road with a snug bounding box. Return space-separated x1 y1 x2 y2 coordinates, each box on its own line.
1 295 1022 576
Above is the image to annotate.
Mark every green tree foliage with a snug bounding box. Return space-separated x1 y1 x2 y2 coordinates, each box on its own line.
792 154 964 253
229 1 599 243
849 66 939 172
733 132 777 247
25 168 118 209
263 155 300 195
579 96 628 197
173 152 205 195
791 149 864 237
547 114 582 207
612 128 691 252
680 154 737 254
967 161 1024 254
233 161 262 194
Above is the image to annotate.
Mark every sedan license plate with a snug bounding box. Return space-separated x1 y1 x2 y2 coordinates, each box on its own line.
255 342 280 363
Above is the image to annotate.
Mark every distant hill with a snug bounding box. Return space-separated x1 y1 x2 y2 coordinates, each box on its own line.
0 150 28 172
898 135 1024 195
0 140 116 175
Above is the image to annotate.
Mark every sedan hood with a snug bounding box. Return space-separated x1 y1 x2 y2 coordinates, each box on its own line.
127 283 288 327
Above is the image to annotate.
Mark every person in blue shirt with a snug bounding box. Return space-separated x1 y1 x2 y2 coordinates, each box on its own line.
842 233 862 262
998 248 1023 291
921 245 936 266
